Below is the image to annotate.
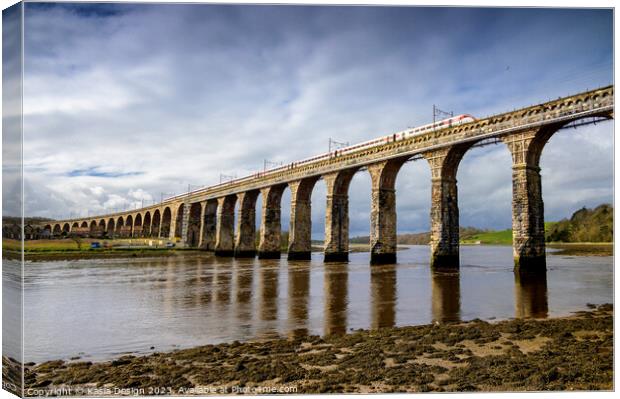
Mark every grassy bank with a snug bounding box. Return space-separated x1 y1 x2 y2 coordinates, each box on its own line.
461 229 512 245
17 304 612 394
3 240 391 261
3 238 611 262
2 238 195 261
547 243 613 256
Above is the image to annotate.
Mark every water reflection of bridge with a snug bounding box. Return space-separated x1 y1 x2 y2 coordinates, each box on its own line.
169 258 549 338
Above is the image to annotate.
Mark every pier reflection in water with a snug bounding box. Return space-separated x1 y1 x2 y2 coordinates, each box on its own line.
431 271 461 323
324 263 348 335
287 262 310 337
515 271 548 319
21 246 612 363
257 262 279 338
234 261 254 332
371 265 396 329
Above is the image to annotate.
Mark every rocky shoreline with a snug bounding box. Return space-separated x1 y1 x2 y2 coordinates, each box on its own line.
8 304 613 395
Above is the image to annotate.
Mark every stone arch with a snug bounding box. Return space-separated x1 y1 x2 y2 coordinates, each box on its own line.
174 204 185 238
151 209 162 237
201 200 218 250
143 211 152 237
88 220 97 236
367 158 407 264
107 218 115 238
288 177 320 260
42 224 52 239
80 221 88 228
160 207 172 238
187 203 203 247
234 191 260 257
133 213 143 238
214 196 237 256
258 184 288 259
53 224 62 237
323 168 359 262
500 110 614 271
98 219 106 238
62 223 70 236
422 142 480 269
89 220 98 237
125 215 133 238
116 217 124 236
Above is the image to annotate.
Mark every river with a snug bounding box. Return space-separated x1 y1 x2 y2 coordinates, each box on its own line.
3 245 613 363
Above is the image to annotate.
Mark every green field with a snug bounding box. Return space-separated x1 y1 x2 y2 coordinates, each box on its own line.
3 238 175 253
461 229 512 245
460 222 559 245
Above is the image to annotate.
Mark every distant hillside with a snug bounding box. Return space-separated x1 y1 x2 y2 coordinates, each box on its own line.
349 204 613 245
3 216 54 226
546 204 612 243
351 227 489 245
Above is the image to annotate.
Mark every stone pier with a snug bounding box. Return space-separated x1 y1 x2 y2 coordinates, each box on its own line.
288 177 318 260
323 169 357 262
214 195 236 256
368 160 405 264
235 190 259 257
199 200 218 250
258 185 286 259
502 128 555 272
179 203 190 247
423 145 471 269
168 208 177 241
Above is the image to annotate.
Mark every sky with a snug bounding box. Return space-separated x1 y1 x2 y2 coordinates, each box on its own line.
13 3 614 238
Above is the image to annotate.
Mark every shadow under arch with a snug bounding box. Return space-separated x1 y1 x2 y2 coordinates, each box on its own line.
160 207 172 239
151 209 161 238
106 218 115 238
187 202 202 247
143 211 152 238
115 216 124 237
125 215 133 238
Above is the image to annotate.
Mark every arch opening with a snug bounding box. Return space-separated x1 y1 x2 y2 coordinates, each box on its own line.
143 211 152 238
107 218 115 239
152 209 162 238
161 207 172 239
125 215 134 238
134 213 143 238
174 204 185 239
187 203 202 247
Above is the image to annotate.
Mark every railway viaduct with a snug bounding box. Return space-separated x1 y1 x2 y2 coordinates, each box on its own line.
36 85 614 272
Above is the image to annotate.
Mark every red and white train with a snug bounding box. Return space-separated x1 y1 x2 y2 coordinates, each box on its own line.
294 113 477 165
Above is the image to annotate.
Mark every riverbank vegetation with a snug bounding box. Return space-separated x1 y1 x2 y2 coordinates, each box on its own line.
351 204 613 247
4 204 612 260
17 304 612 394
1 238 193 261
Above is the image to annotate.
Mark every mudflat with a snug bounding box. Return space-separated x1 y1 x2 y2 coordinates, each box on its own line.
14 304 612 395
